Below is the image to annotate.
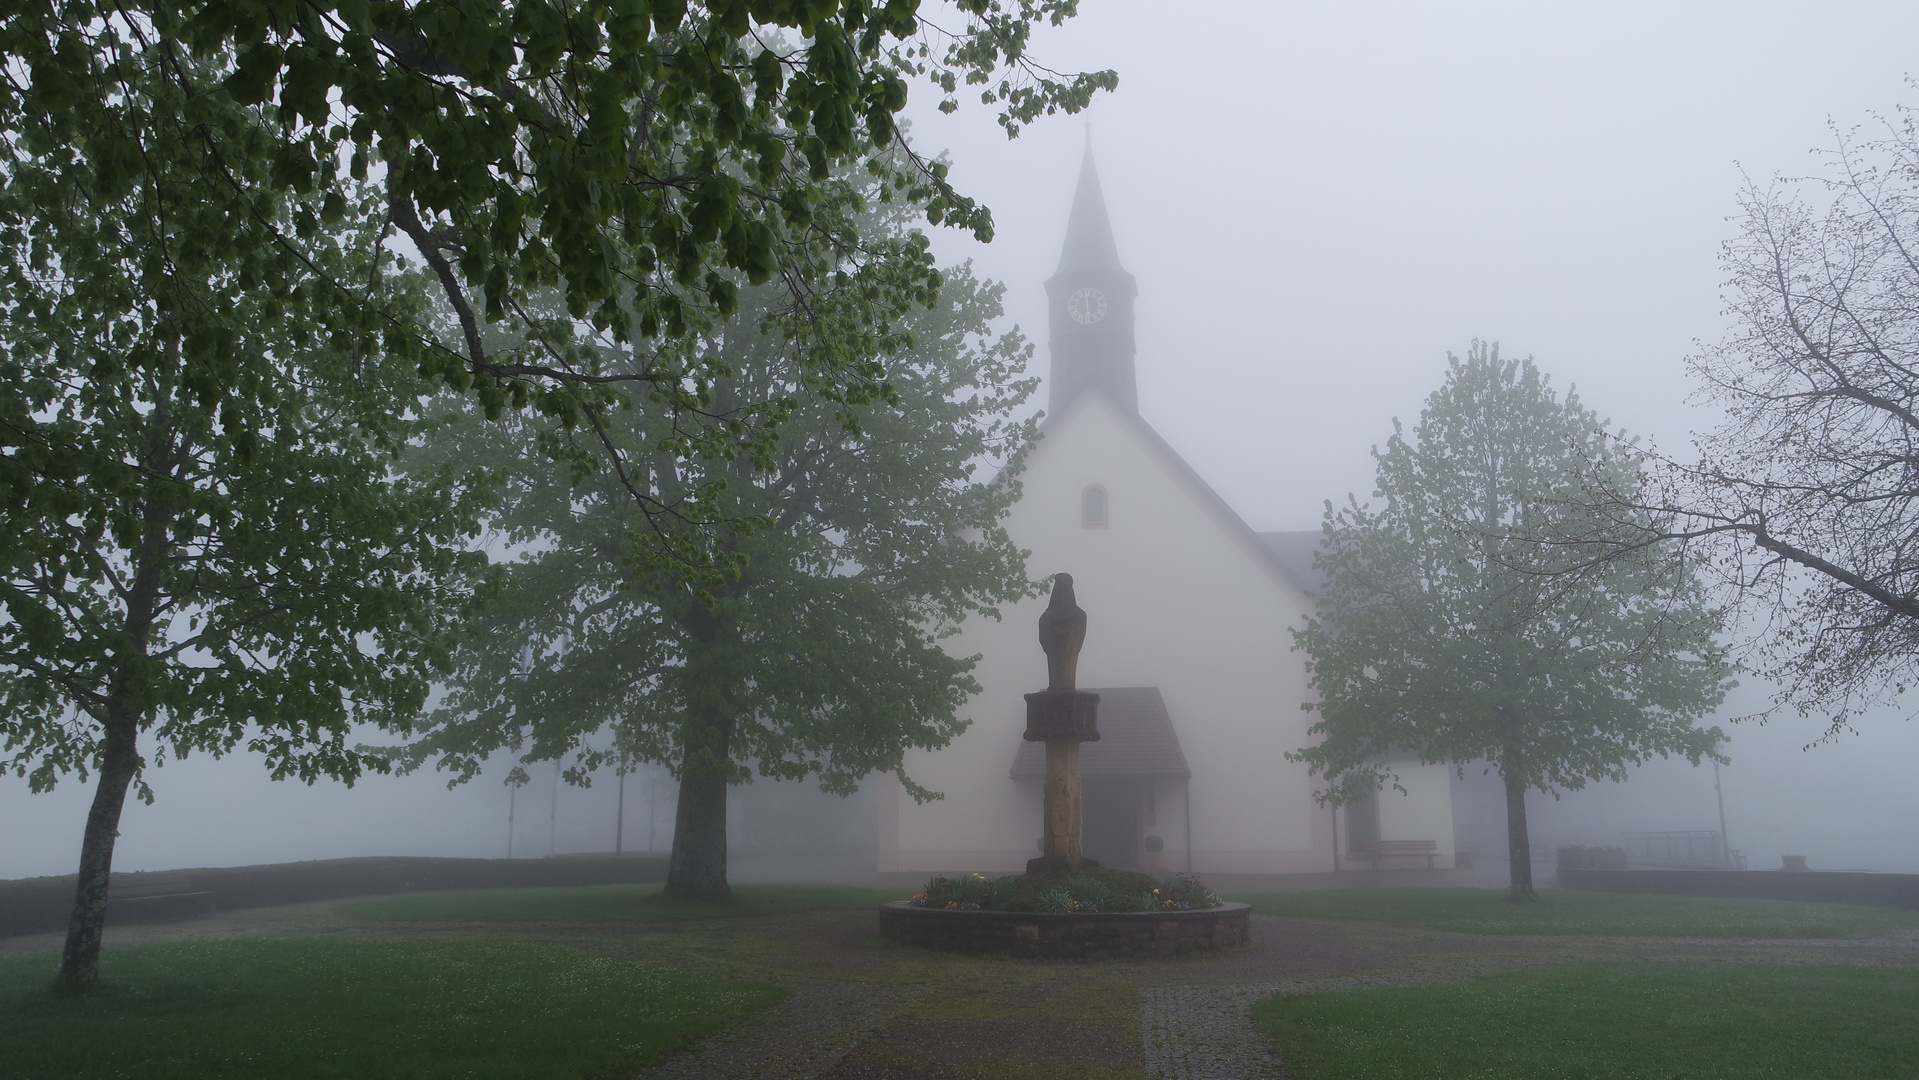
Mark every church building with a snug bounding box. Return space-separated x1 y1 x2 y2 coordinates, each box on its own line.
876 148 1461 876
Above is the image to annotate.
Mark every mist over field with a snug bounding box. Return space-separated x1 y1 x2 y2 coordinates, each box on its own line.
9 0 1919 883
6 685 1916 880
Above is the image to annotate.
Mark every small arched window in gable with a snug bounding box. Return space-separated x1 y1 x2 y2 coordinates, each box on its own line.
1082 484 1109 528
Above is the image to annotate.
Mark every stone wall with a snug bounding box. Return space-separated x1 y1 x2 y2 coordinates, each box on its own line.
1 854 669 938
877 901 1251 959
1558 868 1919 908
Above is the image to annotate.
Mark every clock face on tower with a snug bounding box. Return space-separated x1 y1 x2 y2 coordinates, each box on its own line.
1067 286 1108 325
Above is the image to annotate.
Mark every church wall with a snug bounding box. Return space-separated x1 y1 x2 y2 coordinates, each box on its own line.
1375 763 1458 858
887 394 1335 874
880 577 1052 872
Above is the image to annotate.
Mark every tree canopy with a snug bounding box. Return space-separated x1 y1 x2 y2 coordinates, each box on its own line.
391 224 1039 898
6 0 1112 574
1291 344 1733 899
1 0 1109 979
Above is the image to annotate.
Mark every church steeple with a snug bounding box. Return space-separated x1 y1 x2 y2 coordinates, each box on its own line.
1044 141 1139 416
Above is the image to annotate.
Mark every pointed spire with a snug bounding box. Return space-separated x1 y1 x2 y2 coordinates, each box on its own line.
1055 136 1124 274
1044 135 1139 417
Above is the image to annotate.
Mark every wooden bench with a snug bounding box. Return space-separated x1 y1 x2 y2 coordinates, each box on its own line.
106 875 215 924
1355 840 1440 870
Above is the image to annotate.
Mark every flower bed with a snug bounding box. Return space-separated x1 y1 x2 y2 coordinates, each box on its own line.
907 867 1222 914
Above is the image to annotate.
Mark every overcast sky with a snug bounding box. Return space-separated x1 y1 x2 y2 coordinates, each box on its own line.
886 0 1919 874
6 1 1919 880
906 0 1919 529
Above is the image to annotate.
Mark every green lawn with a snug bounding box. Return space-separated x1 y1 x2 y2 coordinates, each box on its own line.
1229 886 1919 938
0 939 781 1080
340 881 903 924
1253 962 1919 1080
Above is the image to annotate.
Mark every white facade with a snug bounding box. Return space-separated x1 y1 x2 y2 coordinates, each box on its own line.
878 391 1456 875
877 149 1454 877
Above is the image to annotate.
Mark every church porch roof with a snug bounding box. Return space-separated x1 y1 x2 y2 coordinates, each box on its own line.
1009 686 1191 779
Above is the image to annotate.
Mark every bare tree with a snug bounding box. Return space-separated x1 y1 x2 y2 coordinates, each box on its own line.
1649 103 1919 733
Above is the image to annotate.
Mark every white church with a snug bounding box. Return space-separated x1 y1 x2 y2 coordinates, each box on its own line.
872 150 1462 877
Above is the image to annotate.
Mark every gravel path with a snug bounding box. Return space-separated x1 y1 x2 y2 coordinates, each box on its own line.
636 977 923 1080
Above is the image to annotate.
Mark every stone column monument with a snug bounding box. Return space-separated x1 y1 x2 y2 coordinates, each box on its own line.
1024 573 1101 874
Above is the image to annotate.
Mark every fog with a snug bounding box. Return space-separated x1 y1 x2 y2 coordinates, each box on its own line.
8 0 1919 881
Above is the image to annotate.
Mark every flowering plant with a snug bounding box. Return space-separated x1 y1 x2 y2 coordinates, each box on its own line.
908 872 1017 910
1156 874 1223 909
1038 887 1099 913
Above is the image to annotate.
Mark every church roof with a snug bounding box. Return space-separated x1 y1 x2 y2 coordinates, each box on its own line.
1008 687 1190 778
1053 141 1125 275
1257 531 1330 597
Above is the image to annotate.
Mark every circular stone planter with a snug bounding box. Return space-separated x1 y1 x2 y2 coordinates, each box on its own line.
877 901 1251 959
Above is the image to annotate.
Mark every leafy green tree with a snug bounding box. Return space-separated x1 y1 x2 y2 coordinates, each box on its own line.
7 0 1114 576
392 245 1037 899
1291 344 1734 900
0 68 485 986
0 0 1105 982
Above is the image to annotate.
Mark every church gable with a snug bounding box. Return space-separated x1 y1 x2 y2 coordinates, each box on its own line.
1011 390 1316 620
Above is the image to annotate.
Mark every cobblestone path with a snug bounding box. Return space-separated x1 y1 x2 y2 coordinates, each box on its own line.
1143 982 1288 1080
637 978 923 1080
1140 959 1560 1080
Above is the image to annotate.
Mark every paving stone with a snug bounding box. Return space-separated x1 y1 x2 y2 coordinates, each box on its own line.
1142 983 1287 1080
818 1016 1140 1078
1141 962 1559 1079
637 978 923 1080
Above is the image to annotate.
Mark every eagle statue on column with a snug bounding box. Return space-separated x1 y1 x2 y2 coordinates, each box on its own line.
1038 573 1088 691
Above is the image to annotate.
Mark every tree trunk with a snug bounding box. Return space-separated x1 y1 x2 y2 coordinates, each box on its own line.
664 706 733 901
1500 748 1538 902
57 408 178 988
58 709 142 989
